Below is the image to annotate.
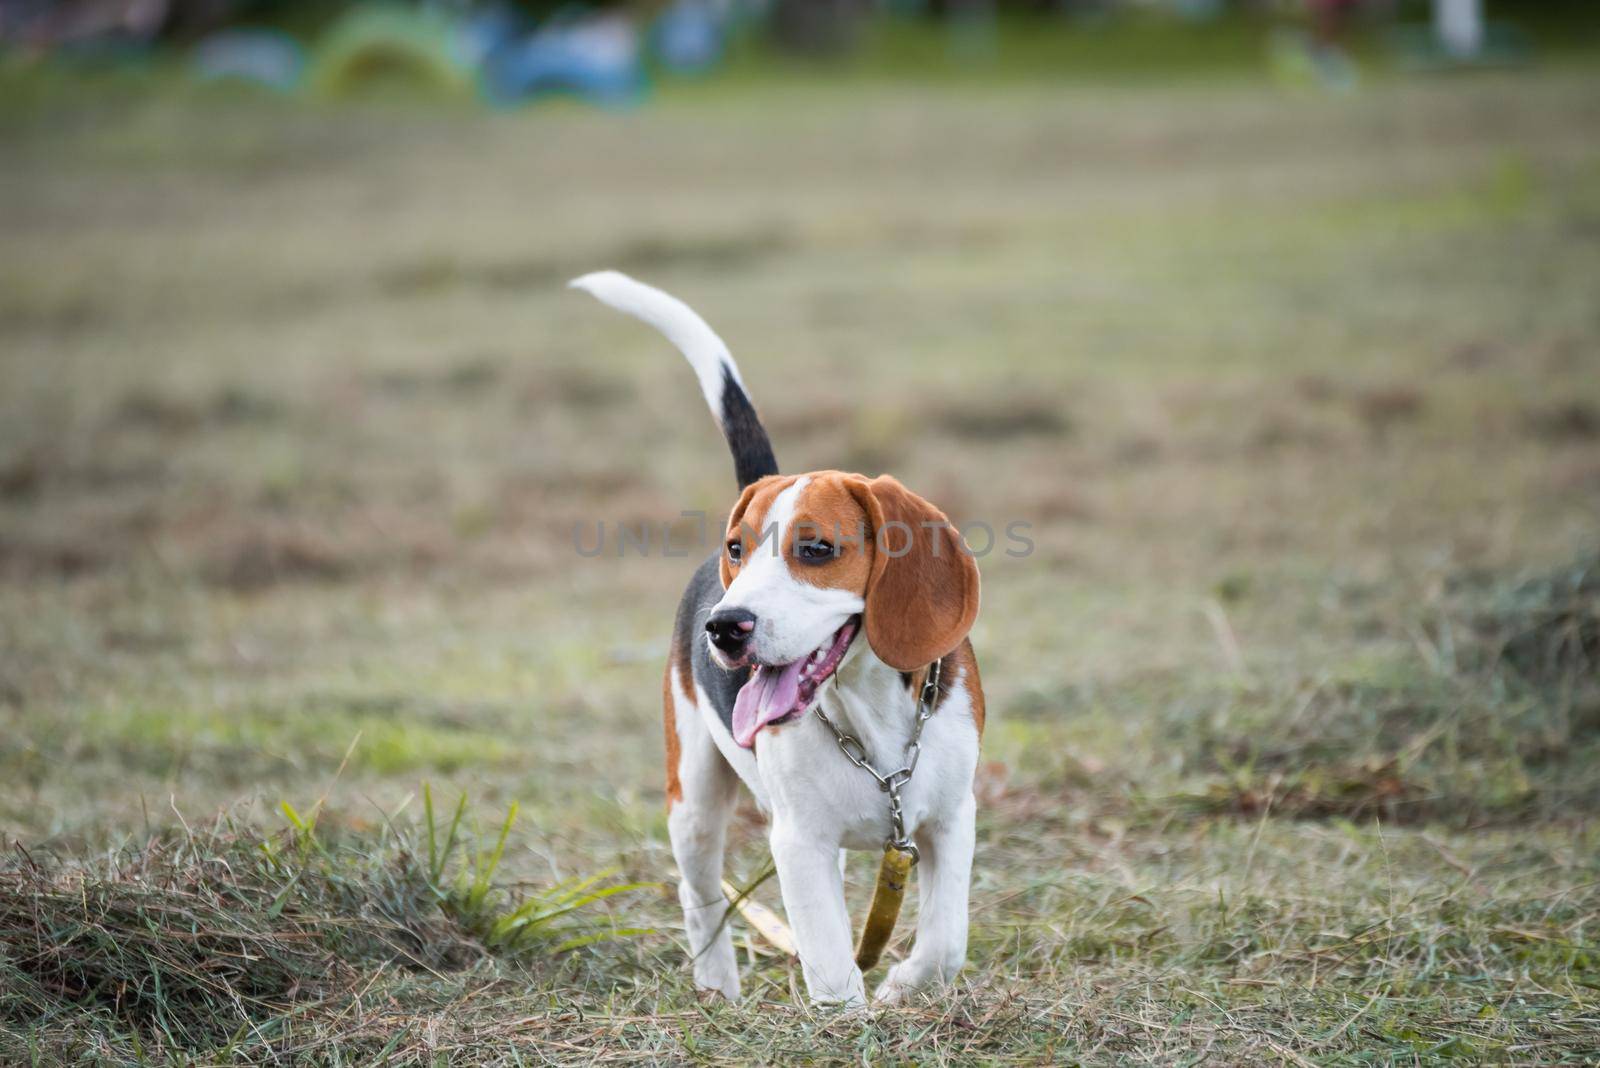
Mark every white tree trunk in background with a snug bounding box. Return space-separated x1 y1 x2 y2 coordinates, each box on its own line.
1435 0 1485 58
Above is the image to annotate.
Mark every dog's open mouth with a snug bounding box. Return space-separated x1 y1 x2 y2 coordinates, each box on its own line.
731 619 858 749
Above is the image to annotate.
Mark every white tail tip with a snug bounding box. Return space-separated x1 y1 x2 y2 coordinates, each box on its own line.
567 269 744 419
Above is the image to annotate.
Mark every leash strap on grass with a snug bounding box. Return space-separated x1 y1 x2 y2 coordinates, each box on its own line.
854 844 916 971
721 879 798 957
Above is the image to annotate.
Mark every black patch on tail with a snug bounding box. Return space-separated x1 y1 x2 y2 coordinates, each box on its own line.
719 363 779 489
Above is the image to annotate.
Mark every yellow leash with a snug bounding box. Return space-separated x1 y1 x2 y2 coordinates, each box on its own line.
729 659 944 972
853 844 917 970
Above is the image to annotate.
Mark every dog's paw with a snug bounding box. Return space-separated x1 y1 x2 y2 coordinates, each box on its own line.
797 966 867 1010
693 962 740 1002
808 992 868 1012
872 962 938 1005
872 977 914 1006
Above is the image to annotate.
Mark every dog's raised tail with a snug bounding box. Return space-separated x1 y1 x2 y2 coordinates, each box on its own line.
569 271 778 489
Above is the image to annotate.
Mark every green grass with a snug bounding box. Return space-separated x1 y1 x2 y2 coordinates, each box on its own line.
2 44 1600 1064
2 793 645 1063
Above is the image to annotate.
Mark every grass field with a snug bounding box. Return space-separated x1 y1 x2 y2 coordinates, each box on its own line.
3 40 1600 1064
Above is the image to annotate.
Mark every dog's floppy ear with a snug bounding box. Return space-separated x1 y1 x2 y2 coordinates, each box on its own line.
845 475 979 671
720 474 788 588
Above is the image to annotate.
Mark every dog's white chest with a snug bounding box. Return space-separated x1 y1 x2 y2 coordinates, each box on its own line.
753 674 979 851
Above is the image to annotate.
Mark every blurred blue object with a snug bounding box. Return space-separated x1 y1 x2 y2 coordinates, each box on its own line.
193 29 305 92
481 13 644 107
654 0 725 76
459 4 529 70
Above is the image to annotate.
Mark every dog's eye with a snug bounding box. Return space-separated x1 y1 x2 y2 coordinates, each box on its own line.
795 539 835 564
725 540 743 565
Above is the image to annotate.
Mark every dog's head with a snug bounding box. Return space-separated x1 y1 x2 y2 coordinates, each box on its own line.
704 471 980 748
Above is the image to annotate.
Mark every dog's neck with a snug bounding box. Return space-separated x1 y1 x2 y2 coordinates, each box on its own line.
819 641 922 769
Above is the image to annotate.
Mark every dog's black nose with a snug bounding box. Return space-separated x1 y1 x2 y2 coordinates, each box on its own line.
705 609 757 654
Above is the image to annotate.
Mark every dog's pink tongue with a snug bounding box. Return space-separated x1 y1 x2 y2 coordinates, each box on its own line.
731 660 805 748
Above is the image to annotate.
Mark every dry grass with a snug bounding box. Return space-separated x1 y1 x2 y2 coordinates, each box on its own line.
2 41 1600 1064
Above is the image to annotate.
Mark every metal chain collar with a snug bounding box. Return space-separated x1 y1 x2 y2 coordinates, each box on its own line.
815 657 942 864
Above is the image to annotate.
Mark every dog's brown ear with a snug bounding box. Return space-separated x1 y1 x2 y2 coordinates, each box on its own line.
720 474 789 588
845 475 980 671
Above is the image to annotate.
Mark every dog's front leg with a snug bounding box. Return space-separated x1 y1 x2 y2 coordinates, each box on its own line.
770 820 865 1007
668 707 742 1001
874 791 975 1004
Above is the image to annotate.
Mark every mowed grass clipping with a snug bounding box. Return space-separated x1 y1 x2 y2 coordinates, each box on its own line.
2 46 1600 1065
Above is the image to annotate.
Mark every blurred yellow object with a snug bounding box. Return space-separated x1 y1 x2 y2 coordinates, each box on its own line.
854 845 915 972
307 6 476 100
721 879 797 957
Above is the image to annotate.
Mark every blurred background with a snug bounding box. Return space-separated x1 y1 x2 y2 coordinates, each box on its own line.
2 0 1599 1061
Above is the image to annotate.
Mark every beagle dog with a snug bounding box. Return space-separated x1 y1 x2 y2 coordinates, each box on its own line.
572 272 983 1007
